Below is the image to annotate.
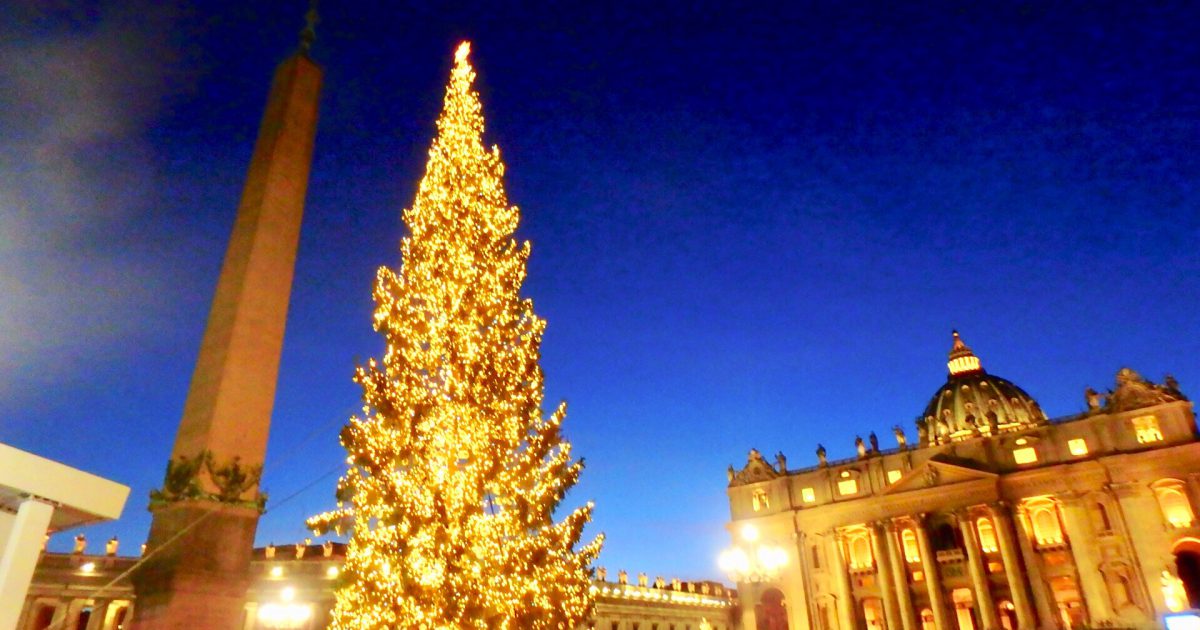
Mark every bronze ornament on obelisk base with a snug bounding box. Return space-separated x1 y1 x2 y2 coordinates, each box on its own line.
129 9 322 629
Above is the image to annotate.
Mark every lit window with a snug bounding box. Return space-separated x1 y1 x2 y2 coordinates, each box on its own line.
921 609 936 630
976 517 999 553
1132 415 1163 444
838 479 859 496
846 531 873 570
1153 480 1195 528
1026 499 1064 546
887 469 902 484
902 529 920 563
801 487 816 503
1066 438 1087 456
1013 447 1037 464
752 489 769 512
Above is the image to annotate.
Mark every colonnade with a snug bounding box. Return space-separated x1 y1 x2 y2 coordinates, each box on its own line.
17 597 132 630
820 502 1051 630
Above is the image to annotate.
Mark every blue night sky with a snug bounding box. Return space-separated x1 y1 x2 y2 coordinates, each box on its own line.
1 1 1197 581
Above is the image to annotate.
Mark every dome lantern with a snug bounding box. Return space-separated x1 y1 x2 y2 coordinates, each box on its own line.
947 330 983 376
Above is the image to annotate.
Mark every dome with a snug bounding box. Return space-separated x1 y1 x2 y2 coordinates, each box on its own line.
917 331 1048 446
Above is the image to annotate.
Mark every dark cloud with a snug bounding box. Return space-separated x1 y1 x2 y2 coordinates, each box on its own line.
0 1 187 395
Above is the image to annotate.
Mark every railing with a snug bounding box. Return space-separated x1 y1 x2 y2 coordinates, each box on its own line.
781 411 1095 475
935 549 965 563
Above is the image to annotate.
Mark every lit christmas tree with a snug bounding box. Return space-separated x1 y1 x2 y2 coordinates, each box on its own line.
308 42 602 629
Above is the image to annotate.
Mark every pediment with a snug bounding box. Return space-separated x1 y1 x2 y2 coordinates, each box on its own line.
882 458 997 495
729 449 781 487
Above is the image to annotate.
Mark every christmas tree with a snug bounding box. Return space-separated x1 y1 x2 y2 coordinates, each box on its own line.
308 42 602 629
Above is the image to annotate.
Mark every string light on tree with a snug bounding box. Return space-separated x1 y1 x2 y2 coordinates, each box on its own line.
308 41 603 629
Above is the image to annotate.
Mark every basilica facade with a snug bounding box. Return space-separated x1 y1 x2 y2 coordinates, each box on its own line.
726 332 1199 630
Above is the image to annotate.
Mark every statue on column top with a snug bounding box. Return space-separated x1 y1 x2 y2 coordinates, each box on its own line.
775 451 787 473
868 432 880 453
73 534 86 554
855 436 867 459
816 444 828 466
893 425 907 449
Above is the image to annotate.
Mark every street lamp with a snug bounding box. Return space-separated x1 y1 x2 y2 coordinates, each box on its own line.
718 524 788 583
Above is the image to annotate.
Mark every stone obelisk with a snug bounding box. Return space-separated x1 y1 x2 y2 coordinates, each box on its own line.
130 10 322 629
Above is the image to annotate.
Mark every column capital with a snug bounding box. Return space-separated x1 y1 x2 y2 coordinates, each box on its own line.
988 500 1015 518
1104 481 1142 498
871 519 897 533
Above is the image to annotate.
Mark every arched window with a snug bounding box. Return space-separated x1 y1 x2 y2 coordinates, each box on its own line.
752 488 769 512
1025 499 1064 546
846 529 873 570
1154 480 1195 528
902 528 921 563
976 517 999 553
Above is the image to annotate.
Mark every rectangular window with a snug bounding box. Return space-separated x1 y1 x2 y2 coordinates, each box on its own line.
887 469 902 484
1068 438 1088 456
837 479 859 496
801 487 816 503
1132 415 1163 444
1013 447 1038 464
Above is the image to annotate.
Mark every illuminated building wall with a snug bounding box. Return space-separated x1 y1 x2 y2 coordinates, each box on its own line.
726 334 1199 630
16 546 738 630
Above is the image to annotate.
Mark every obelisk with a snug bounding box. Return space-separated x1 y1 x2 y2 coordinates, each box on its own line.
130 9 322 629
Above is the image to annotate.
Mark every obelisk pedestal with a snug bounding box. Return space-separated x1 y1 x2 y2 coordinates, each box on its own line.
129 42 321 630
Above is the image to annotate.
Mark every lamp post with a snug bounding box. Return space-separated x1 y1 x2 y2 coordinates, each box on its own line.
718 523 789 583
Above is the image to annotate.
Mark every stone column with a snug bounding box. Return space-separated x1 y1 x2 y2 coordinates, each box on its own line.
883 521 918 630
872 522 903 630
1012 505 1056 629
785 531 814 630
832 531 858 630
0 498 55 630
914 516 953 630
1110 482 1174 615
1059 496 1112 623
958 511 999 630
990 504 1035 629
85 600 110 630
739 583 759 630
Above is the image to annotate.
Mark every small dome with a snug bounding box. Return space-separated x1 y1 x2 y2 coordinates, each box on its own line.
918 332 1047 445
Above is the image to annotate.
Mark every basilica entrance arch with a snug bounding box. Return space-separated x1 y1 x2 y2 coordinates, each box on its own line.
1173 538 1200 609
757 587 789 630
